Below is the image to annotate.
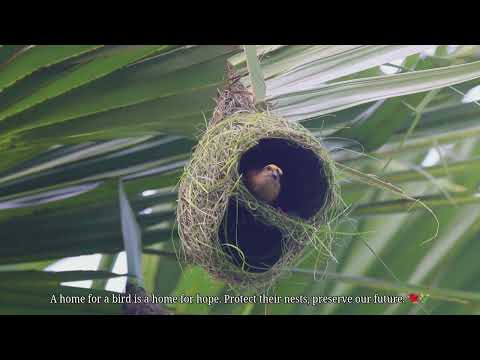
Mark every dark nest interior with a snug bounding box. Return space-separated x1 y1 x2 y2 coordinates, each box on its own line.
219 138 331 273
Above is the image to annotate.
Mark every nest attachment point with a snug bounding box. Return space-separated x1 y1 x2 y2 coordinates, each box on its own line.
176 112 340 289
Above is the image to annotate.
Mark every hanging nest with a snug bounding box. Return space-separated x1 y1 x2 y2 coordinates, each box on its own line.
176 64 341 289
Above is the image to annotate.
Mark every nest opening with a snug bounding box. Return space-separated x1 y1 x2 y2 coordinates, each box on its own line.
218 138 331 273
239 138 329 220
219 199 283 273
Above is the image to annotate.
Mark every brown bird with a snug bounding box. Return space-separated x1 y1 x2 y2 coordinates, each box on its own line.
245 164 284 205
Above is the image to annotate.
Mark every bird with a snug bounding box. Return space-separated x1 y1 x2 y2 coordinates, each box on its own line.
245 164 284 205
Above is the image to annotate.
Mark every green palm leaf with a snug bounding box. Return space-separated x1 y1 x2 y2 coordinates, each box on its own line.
2 45 480 315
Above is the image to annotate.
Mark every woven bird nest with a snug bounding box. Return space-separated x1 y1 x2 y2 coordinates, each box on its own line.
176 111 340 289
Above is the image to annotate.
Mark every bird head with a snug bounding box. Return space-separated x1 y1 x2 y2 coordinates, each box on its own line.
245 163 284 205
263 164 283 181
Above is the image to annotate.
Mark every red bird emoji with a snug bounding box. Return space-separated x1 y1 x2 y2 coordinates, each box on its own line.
408 293 420 304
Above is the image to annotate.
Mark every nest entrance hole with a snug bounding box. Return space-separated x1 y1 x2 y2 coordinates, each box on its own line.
239 138 329 219
218 138 330 273
219 199 283 273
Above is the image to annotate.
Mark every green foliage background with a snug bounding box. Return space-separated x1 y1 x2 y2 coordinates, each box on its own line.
1 45 480 314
